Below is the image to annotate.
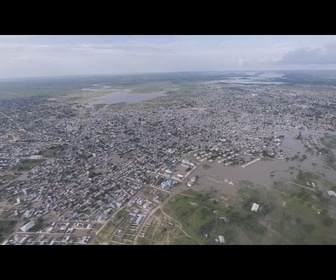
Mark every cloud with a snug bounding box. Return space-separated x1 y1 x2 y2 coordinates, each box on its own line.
4 35 336 78
278 42 336 64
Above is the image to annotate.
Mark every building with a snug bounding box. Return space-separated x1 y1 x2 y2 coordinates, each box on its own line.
327 190 336 198
161 179 174 189
218 235 225 243
251 203 260 212
20 220 36 232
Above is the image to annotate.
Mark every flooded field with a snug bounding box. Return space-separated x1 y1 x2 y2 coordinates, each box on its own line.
191 128 336 194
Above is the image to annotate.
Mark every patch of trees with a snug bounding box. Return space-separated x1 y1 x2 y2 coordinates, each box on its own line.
0 220 16 242
322 217 333 227
296 132 302 140
88 170 102 178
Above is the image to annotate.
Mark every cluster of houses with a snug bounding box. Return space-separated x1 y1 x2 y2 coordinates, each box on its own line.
1 80 336 244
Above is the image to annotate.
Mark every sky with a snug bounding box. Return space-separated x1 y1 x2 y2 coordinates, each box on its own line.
1 35 336 79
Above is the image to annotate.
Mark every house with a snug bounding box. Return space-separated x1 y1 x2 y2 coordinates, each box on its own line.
251 203 260 212
218 235 225 243
327 190 336 198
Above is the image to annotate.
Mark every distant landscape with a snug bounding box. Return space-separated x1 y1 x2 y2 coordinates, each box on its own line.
1 70 336 245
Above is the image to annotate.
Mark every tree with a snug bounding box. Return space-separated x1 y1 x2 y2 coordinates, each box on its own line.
322 217 333 227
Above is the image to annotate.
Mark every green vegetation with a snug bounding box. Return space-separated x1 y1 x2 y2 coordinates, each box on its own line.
271 179 336 244
164 178 336 244
2 159 45 182
296 170 320 185
320 135 336 169
9 159 44 172
39 144 68 157
96 221 116 243
166 189 236 244
136 208 200 245
113 208 129 225
0 220 16 243
127 82 176 93
322 134 336 150
1 173 14 182
270 196 336 244
324 152 336 170
173 236 198 245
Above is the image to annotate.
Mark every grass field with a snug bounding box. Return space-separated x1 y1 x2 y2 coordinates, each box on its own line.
322 134 336 150
164 178 336 244
127 82 176 93
1 159 45 182
136 208 198 245
9 159 45 172
295 170 321 186
0 220 17 243
96 221 117 243
269 194 336 244
1 173 14 181
270 178 336 244
40 144 68 158
165 189 237 244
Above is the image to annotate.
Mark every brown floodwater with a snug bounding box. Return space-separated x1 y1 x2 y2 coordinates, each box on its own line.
192 128 336 190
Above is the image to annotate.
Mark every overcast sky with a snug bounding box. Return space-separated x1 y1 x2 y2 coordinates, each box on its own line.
1 35 336 79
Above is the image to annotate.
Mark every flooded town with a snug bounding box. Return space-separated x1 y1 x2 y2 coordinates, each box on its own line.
1 72 336 245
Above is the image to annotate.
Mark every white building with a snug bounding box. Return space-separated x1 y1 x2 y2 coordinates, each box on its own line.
20 220 36 232
251 203 260 212
218 235 225 243
327 190 336 198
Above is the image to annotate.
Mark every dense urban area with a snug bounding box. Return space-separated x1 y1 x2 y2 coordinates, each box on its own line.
1 71 336 245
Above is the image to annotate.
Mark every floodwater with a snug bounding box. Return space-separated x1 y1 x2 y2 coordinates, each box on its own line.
193 128 336 190
88 90 166 106
203 78 284 85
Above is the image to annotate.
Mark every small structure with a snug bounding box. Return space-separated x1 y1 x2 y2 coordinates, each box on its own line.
187 177 196 187
161 179 174 189
220 217 230 223
218 235 225 243
327 190 336 198
251 203 260 212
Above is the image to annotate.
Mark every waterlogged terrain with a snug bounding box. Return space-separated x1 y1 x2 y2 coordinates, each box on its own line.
88 90 166 106
1 71 336 244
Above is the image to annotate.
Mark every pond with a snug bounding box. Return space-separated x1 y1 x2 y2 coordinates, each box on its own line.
87 90 166 106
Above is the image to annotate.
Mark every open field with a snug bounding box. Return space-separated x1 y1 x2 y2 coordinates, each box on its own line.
8 159 45 172
165 189 237 244
161 176 336 244
96 221 117 244
39 144 68 158
137 208 198 245
126 82 178 93
322 134 336 150
269 184 336 244
0 220 17 243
